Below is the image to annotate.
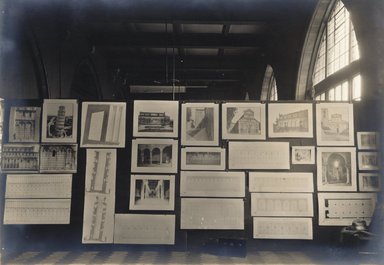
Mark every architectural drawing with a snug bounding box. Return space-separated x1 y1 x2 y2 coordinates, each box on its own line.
9 106 41 142
1 144 39 173
40 144 78 173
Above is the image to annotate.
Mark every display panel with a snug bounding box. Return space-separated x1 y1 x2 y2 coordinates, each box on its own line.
249 172 313 193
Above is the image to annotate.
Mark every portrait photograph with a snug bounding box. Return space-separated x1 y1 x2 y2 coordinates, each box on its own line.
221 102 266 140
133 100 179 138
317 147 357 191
9 106 41 143
181 102 219 146
316 103 354 146
181 147 225 170
131 138 178 173
129 175 175 211
358 151 380 170
291 146 315 164
358 173 381 192
357 132 379 150
268 103 313 138
42 99 78 143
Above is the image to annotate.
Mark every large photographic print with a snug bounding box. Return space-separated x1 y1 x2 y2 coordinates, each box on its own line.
181 102 219 146
181 147 225 170
42 99 78 143
317 147 357 191
316 103 354 146
268 103 313 138
131 138 178 173
133 100 178 138
129 175 175 211
81 102 126 148
9 106 41 142
222 102 266 140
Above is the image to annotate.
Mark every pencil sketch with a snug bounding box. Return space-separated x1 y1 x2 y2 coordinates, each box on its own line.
40 144 78 173
181 147 225 170
42 99 78 143
9 106 41 142
222 102 266 140
359 173 381 192
1 144 40 173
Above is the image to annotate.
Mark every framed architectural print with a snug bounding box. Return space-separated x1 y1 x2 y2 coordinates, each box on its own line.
129 175 175 211
181 147 225 170
181 102 219 146
133 100 179 138
318 193 377 226
359 173 381 192
9 106 41 142
316 103 354 146
221 102 266 140
42 99 78 143
1 144 40 173
317 147 357 191
81 102 126 148
131 138 178 173
291 146 315 164
357 132 379 150
268 103 313 138
40 144 78 173
358 152 380 170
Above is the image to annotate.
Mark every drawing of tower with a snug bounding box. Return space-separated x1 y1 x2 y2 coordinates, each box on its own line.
55 106 66 132
86 196 107 242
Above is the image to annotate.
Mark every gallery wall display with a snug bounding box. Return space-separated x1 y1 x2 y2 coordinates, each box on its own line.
133 100 179 138
291 146 315 164
42 99 78 143
181 147 226 170
316 103 354 146
251 193 314 217
131 138 178 173
180 198 244 230
358 151 380 171
316 147 357 191
357 132 380 150
268 103 313 138
81 102 126 148
358 173 381 192
249 172 314 193
221 102 266 140
129 174 175 211
228 141 290 169
253 217 313 240
1 144 40 173
3 199 71 224
317 193 377 226
180 171 245 197
114 214 175 245
181 102 219 146
5 174 72 198
9 106 41 142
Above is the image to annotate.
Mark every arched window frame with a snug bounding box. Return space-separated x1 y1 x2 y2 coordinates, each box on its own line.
260 65 278 101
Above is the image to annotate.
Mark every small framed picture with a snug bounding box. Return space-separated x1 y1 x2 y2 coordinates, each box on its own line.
358 152 380 170
317 147 357 191
131 138 178 173
81 102 126 148
129 174 175 211
268 103 313 138
181 147 226 170
291 146 315 164
1 144 40 173
133 100 179 138
9 106 41 142
357 132 379 150
181 102 219 146
221 102 266 140
359 173 381 192
42 99 78 143
40 144 78 173
316 103 354 146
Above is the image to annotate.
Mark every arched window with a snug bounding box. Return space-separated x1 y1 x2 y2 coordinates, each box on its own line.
261 65 278 101
312 0 361 101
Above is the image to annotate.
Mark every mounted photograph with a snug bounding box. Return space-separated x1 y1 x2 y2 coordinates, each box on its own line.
317 147 357 191
40 144 78 173
129 175 175 211
221 102 266 140
268 103 313 138
357 132 380 150
1 144 40 173
291 146 315 164
133 100 179 138
42 99 78 143
181 147 225 170
316 103 354 146
358 173 381 192
9 106 41 142
181 102 219 146
131 138 178 173
358 151 380 170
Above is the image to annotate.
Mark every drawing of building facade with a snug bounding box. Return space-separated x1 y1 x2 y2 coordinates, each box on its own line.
137 145 172 166
40 145 77 172
138 112 172 131
186 152 221 165
229 109 260 134
1 144 39 171
273 109 308 132
321 109 349 135
87 151 112 194
10 107 40 142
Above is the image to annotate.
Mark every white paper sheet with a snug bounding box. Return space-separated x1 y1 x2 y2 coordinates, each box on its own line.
114 214 175 245
249 172 313 193
181 147 226 170
181 198 244 230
